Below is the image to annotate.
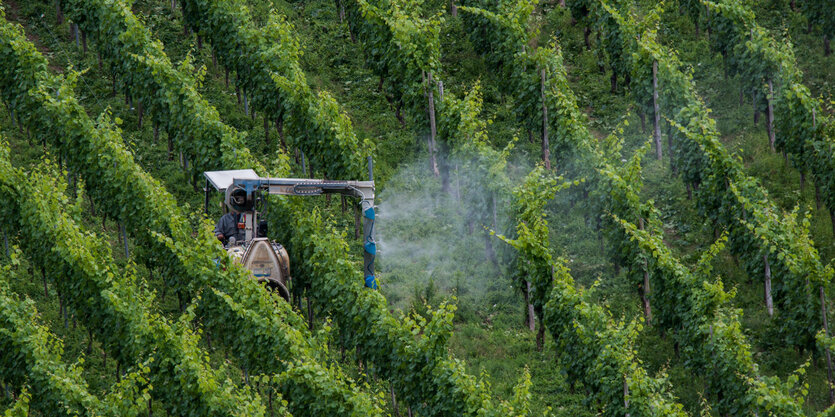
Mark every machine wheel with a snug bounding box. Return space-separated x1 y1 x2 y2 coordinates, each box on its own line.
262 279 291 301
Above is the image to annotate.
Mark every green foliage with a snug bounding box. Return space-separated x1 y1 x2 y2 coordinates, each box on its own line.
698 2 835 314
0 13 379 417
272 197 532 416
408 279 440 320
6 2 533 414
344 0 443 124
62 0 258 179
616 212 808 416
458 0 812 412
435 84 515 232
0 252 145 417
545 260 689 416
4 0 832 413
700 0 835 194
178 0 370 180
583 0 831 354
496 166 575 314
334 7 547 413
457 0 543 136
496 168 687 415
0 146 264 416
800 0 835 40
1 388 28 417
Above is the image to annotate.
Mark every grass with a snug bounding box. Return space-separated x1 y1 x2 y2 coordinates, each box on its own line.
1 0 835 414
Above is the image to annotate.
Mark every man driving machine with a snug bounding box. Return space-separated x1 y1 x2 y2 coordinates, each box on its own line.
214 194 246 244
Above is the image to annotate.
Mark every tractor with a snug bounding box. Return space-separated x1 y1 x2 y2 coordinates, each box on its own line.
203 169 377 300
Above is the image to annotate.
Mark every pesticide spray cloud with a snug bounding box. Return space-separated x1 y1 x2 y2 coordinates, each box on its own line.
374 154 519 313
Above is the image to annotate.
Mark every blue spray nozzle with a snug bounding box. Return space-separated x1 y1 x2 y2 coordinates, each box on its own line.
364 207 375 220
364 241 376 256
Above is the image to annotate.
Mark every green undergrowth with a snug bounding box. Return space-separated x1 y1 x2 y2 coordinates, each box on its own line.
2 0 835 414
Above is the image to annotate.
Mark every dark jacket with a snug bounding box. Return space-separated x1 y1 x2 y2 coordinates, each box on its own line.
214 212 245 243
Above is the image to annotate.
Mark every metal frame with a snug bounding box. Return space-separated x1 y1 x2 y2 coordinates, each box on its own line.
202 158 378 289
230 177 377 289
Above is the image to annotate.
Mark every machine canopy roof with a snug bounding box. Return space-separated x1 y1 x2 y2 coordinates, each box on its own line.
204 169 259 191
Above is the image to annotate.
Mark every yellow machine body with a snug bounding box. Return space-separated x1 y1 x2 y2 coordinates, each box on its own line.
226 238 291 300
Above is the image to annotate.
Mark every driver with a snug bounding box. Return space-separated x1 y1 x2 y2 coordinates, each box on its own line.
214 195 246 244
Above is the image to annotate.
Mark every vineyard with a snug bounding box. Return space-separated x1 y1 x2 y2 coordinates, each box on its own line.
0 0 833 415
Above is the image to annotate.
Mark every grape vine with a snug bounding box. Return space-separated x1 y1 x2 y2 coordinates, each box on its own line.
577 0 832 352
458 0 810 412
343 0 442 124
497 167 689 416
0 253 146 417
0 13 380 417
0 145 266 416
800 0 834 55
0 7 521 415
271 195 533 416
615 209 808 416
699 0 835 238
175 0 369 180
60 0 263 181
0 390 28 417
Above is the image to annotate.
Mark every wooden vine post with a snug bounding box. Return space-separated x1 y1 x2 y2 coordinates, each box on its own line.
652 60 662 160
764 254 773 317
811 107 832 228
638 217 652 325
623 378 630 417
426 72 439 177
56 0 63 24
167 131 173 161
137 100 143 129
767 79 775 151
524 279 535 331
264 117 269 145
667 124 675 174
534 265 549 351
437 79 451 194
540 68 551 170
390 384 399 417
821 286 834 404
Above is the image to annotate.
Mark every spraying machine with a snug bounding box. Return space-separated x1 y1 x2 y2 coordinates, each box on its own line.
203 169 377 300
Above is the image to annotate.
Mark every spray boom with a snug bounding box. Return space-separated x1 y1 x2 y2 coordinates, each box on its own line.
204 169 377 290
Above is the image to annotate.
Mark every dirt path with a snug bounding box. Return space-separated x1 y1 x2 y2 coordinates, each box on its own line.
4 0 63 72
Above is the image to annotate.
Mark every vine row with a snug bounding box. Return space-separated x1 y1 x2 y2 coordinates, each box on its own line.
343 0 441 123
698 0 835 235
458 0 808 413
61 0 260 181
197 0 545 413
0 12 379 417
176 0 369 180
0 143 264 416
615 209 808 416
799 0 833 55
0 254 146 417
576 0 831 352
498 167 688 416
271 195 531 416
